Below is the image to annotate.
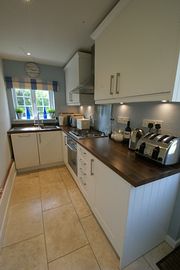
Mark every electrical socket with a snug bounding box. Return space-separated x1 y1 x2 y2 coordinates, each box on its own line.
154 120 164 129
142 119 155 128
142 119 164 129
117 116 129 124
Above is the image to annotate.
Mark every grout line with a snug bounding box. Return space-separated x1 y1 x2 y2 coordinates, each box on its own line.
59 167 102 269
80 216 103 270
39 173 50 270
2 233 44 249
47 243 89 264
42 201 72 213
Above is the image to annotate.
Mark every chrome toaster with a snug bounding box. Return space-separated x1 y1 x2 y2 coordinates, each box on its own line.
135 133 180 165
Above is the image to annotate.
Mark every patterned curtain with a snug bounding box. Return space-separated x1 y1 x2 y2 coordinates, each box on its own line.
5 77 59 92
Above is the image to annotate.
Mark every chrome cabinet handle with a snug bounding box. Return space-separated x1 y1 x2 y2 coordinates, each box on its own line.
110 75 114 95
90 159 94 175
64 135 67 145
115 73 120 94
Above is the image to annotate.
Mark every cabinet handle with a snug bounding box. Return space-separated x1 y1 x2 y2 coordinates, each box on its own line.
64 135 67 145
115 73 120 94
110 75 114 95
90 159 94 175
39 134 41 144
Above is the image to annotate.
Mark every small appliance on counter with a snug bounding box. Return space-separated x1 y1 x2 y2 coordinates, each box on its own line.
59 113 72 126
77 118 90 130
69 114 84 127
129 128 144 150
136 133 180 165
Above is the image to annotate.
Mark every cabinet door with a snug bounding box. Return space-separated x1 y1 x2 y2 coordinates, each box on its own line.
62 132 68 166
77 145 95 207
11 133 39 169
92 156 131 256
94 0 180 101
38 131 63 165
95 42 120 101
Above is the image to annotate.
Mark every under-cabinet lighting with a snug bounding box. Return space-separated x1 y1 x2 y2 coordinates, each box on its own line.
161 100 168 103
26 52 31 56
120 102 124 105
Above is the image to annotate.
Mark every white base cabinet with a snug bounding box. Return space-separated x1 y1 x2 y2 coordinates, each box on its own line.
11 131 63 171
62 132 68 166
37 132 62 165
77 144 180 269
77 145 95 208
11 133 39 169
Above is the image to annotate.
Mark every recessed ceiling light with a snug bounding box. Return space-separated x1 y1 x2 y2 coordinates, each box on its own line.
27 52 31 56
24 0 31 2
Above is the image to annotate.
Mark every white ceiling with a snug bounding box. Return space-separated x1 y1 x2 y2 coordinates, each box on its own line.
0 0 118 66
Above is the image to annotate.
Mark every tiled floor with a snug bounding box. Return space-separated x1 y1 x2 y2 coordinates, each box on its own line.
0 166 173 270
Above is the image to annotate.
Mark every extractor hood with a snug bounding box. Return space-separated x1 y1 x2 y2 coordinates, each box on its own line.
70 77 94 94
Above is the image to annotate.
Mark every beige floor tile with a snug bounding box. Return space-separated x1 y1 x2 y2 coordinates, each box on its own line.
41 182 70 211
68 187 91 219
3 199 43 247
39 168 62 185
49 245 100 270
58 166 68 174
10 176 40 205
81 215 120 270
43 204 88 262
144 242 173 270
0 235 48 270
16 171 39 181
123 257 152 270
60 169 77 191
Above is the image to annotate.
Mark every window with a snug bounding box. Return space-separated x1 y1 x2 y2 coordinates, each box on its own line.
12 88 55 119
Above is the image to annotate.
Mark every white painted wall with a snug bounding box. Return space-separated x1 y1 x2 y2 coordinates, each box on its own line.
0 59 11 186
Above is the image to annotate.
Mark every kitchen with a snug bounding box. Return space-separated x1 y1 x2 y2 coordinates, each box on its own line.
0 0 180 269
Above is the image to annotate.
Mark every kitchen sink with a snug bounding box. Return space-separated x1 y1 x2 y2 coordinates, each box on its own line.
9 125 60 133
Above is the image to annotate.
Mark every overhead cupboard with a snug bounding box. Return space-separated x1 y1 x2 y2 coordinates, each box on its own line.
91 0 180 103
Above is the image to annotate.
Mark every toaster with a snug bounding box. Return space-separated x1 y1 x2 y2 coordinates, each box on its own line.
136 133 180 165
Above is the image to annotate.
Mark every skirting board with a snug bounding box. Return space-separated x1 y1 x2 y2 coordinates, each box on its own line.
0 162 16 248
166 235 180 248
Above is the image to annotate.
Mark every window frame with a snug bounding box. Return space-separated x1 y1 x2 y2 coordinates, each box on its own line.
12 88 55 119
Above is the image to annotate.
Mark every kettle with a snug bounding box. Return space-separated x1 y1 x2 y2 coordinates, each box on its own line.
129 128 144 150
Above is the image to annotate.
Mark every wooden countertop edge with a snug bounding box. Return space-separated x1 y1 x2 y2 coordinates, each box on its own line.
62 127 180 188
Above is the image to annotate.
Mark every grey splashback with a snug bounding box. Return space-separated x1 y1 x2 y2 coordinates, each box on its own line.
112 102 180 136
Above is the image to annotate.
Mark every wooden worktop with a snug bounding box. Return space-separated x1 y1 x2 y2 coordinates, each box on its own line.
62 127 180 187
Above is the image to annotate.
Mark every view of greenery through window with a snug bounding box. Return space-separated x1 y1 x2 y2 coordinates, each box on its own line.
13 89 54 119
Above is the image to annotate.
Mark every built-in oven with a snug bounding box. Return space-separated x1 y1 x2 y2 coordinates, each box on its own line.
67 135 77 175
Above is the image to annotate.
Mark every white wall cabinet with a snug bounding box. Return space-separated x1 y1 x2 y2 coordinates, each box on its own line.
37 131 62 165
92 0 180 103
11 131 63 171
64 51 92 105
62 132 68 166
11 133 39 169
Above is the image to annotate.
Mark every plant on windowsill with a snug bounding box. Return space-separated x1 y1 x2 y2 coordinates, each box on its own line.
15 108 24 119
47 108 56 119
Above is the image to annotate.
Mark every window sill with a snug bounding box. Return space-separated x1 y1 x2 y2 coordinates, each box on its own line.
12 119 57 125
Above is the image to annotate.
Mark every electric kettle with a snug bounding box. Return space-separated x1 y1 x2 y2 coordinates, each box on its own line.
129 128 144 150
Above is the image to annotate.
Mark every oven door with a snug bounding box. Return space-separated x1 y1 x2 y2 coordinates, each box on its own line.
67 136 77 175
